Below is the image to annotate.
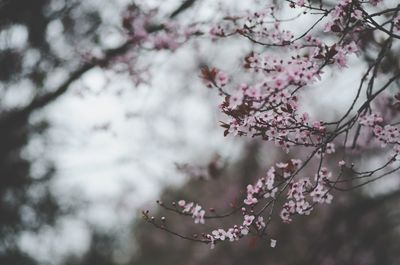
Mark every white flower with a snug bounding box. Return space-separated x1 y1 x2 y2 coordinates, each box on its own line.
178 200 186 207
212 229 227 241
182 202 193 213
225 228 236 242
270 239 277 248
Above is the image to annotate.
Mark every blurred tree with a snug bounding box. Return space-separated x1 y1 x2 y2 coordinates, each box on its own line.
0 0 126 263
0 0 201 263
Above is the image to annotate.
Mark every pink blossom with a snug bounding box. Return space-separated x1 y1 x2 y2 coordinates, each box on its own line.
178 201 206 224
178 200 186 207
229 91 244 109
351 10 363 20
334 51 347 68
345 41 359 54
216 71 228 87
182 202 193 213
243 215 255 226
255 216 266 230
241 227 249 235
244 195 258 205
152 33 179 51
192 204 205 224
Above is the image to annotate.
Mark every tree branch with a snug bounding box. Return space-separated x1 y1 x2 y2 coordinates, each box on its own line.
0 0 198 124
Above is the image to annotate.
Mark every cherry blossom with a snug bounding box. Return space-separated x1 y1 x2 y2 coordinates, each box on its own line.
212 229 227 241
140 0 400 250
243 215 255 226
177 201 205 224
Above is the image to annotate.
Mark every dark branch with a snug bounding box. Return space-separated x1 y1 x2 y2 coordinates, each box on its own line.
0 0 198 125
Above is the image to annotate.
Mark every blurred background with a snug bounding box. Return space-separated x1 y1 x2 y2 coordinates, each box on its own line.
0 0 399 264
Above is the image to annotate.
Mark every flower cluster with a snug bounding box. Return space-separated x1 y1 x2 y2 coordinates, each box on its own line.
140 0 400 250
212 5 362 152
358 113 384 126
281 167 333 223
177 200 206 224
244 165 280 206
359 113 400 155
324 0 368 34
207 212 267 248
206 159 334 246
122 6 196 52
